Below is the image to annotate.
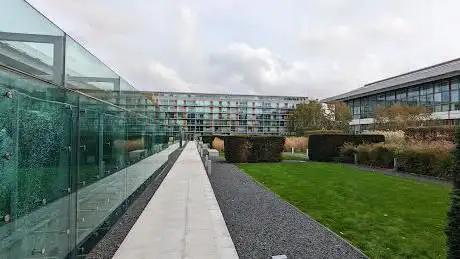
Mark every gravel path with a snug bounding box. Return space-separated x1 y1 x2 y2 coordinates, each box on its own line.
209 159 367 259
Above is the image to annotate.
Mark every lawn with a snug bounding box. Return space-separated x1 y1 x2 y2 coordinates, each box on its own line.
238 162 451 259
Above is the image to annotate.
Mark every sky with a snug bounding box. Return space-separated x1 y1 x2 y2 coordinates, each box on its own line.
26 0 460 99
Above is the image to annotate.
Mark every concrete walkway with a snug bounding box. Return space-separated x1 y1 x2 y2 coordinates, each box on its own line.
113 142 238 259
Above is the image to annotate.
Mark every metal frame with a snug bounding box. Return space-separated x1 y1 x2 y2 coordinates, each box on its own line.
0 32 65 85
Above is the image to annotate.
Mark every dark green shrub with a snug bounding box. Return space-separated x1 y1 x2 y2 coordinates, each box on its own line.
397 148 453 179
308 134 384 162
224 136 285 163
339 143 396 168
201 135 215 145
447 128 460 258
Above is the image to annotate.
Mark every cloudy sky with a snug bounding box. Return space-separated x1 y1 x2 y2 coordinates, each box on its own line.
27 0 460 98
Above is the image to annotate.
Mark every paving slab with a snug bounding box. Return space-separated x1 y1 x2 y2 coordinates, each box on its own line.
112 142 238 259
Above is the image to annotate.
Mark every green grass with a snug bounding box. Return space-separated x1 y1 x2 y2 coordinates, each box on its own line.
282 152 306 161
238 162 451 259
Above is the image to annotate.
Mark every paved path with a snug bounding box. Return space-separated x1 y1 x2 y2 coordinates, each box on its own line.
113 142 238 259
209 159 367 259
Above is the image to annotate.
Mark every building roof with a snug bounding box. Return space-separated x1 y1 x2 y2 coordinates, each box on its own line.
139 90 309 100
322 58 460 102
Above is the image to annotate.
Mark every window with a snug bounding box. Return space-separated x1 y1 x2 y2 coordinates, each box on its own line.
352 99 360 119
360 97 371 119
385 92 395 107
434 81 449 112
396 89 407 103
408 86 420 106
452 78 460 111
377 94 385 107
420 83 434 110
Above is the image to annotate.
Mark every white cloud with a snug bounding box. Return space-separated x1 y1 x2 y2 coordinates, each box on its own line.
148 62 191 92
26 0 460 99
207 43 317 96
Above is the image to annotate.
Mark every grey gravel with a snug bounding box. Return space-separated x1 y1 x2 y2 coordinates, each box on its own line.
209 158 368 259
86 147 184 259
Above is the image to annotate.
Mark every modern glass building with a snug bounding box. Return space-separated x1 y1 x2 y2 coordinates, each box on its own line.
0 1 179 258
323 58 460 132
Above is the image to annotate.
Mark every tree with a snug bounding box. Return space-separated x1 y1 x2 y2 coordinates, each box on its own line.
325 101 352 131
374 104 432 131
287 100 351 135
447 128 460 258
287 101 327 135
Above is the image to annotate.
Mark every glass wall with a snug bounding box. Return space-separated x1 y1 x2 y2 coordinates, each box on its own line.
0 1 178 258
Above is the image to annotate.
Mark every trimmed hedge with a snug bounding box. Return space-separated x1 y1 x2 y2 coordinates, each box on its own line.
340 143 395 168
338 141 454 179
447 128 460 258
224 136 285 163
404 126 454 141
308 134 385 162
303 130 344 136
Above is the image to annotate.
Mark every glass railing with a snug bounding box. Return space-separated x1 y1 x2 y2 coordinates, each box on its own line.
0 65 179 259
0 1 179 258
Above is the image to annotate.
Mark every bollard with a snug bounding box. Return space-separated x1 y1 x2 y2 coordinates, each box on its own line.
393 157 398 171
207 159 212 175
305 149 309 160
354 153 358 165
291 147 294 154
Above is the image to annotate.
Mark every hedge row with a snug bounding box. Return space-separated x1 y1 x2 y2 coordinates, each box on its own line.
308 134 385 162
224 136 285 162
339 141 454 179
404 126 454 141
303 130 344 136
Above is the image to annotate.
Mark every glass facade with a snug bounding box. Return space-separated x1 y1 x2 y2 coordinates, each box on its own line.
150 92 307 138
345 76 460 120
0 1 178 258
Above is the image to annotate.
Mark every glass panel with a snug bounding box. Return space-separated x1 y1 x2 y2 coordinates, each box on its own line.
452 78 460 90
120 78 137 91
408 86 420 96
76 106 127 246
452 90 459 102
0 86 19 257
0 0 65 84
442 104 449 112
396 89 407 101
0 86 73 258
0 0 63 36
65 36 119 91
442 91 449 103
434 92 442 102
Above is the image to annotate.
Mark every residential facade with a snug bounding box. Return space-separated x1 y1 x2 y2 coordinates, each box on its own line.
149 92 308 138
323 58 460 132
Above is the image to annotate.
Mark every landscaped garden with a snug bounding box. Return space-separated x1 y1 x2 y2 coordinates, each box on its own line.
238 162 451 258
